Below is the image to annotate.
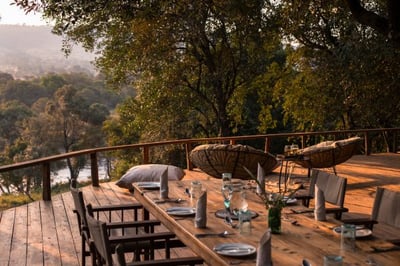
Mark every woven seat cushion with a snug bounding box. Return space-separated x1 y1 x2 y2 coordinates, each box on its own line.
295 137 361 169
189 144 278 179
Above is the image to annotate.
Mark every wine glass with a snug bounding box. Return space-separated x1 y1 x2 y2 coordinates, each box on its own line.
221 183 233 209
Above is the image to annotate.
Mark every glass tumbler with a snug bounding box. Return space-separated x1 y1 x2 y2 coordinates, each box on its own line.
340 224 356 252
323 255 343 266
190 181 202 208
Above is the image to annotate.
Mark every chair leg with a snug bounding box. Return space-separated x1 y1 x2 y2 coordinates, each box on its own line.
302 198 310 208
81 236 86 266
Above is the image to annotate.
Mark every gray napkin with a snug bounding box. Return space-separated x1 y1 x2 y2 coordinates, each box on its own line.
314 184 326 221
160 168 168 199
195 191 207 228
256 229 273 266
257 163 265 195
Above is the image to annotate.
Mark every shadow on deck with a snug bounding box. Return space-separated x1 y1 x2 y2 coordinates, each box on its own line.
0 153 399 265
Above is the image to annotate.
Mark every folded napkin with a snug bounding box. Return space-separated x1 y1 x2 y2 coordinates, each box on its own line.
257 163 265 195
314 184 326 221
256 229 273 266
195 191 207 228
160 168 169 199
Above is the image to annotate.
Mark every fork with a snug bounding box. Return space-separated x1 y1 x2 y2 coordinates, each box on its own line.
195 231 232 238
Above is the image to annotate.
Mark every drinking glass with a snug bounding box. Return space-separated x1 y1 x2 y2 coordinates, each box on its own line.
323 255 343 266
221 182 233 210
284 145 291 156
290 144 299 155
190 181 202 208
221 173 233 213
340 224 356 252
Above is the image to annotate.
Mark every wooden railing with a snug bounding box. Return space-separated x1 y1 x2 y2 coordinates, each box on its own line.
0 128 399 201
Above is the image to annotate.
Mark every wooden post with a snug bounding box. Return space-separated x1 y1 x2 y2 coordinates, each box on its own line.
143 146 149 164
185 143 193 170
264 137 270 153
42 162 51 201
364 131 370 155
90 153 99 187
393 131 398 153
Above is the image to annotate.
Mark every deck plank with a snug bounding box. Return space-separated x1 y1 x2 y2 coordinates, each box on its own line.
61 191 83 265
27 201 44 266
0 153 398 265
41 201 62 266
0 207 15 265
53 194 79 265
10 205 28 265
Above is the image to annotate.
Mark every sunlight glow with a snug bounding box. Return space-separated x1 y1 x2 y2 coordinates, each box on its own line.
0 1 47 26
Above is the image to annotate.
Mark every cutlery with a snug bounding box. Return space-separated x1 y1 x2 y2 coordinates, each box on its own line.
225 207 238 228
214 247 252 252
195 231 232 238
371 245 400 253
154 198 185 204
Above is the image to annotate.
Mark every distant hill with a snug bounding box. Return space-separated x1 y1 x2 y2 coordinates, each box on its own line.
0 25 96 79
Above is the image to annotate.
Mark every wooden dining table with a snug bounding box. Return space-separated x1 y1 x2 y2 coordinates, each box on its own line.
131 176 400 266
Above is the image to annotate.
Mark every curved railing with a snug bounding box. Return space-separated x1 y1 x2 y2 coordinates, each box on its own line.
0 128 399 200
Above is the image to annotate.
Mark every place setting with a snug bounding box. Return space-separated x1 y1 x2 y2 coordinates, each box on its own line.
166 206 196 216
332 225 373 239
135 181 160 189
213 243 257 257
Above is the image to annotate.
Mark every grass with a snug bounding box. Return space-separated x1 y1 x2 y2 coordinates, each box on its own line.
0 180 106 211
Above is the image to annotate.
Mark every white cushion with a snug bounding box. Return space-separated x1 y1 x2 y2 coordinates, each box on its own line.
116 164 185 189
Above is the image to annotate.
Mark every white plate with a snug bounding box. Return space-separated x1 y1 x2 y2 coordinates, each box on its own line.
333 226 372 238
136 182 160 189
284 197 297 204
166 207 196 216
213 243 256 257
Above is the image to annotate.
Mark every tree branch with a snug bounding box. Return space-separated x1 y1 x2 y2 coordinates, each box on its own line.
345 0 389 35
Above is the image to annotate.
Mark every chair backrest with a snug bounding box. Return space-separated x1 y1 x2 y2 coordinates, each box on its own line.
86 214 114 266
307 169 320 197
70 185 89 234
372 187 400 228
315 171 347 207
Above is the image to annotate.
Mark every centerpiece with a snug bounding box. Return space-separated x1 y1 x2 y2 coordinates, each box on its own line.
244 167 300 234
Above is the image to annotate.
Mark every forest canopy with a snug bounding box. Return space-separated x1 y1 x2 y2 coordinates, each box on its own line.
1 0 399 195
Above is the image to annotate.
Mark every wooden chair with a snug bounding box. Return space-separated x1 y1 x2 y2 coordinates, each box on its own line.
294 170 348 219
70 185 168 265
316 171 349 219
86 214 204 266
294 169 319 207
342 187 400 231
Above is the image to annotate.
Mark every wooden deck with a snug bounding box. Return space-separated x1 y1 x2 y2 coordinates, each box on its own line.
0 153 399 266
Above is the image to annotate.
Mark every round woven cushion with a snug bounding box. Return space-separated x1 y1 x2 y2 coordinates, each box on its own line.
295 137 361 169
189 144 278 179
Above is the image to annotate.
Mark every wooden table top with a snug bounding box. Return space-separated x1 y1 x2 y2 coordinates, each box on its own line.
132 176 400 266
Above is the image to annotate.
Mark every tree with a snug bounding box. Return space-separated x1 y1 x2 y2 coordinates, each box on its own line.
13 0 282 137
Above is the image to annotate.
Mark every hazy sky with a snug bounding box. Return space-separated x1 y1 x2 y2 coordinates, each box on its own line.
0 1 47 25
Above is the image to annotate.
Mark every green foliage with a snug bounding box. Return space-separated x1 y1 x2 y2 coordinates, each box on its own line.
0 193 40 211
0 72 123 194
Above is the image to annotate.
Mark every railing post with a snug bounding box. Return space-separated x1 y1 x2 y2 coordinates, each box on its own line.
143 146 149 164
393 131 398 153
264 137 270 153
42 162 51 201
364 131 370 155
90 153 99 187
185 143 194 170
